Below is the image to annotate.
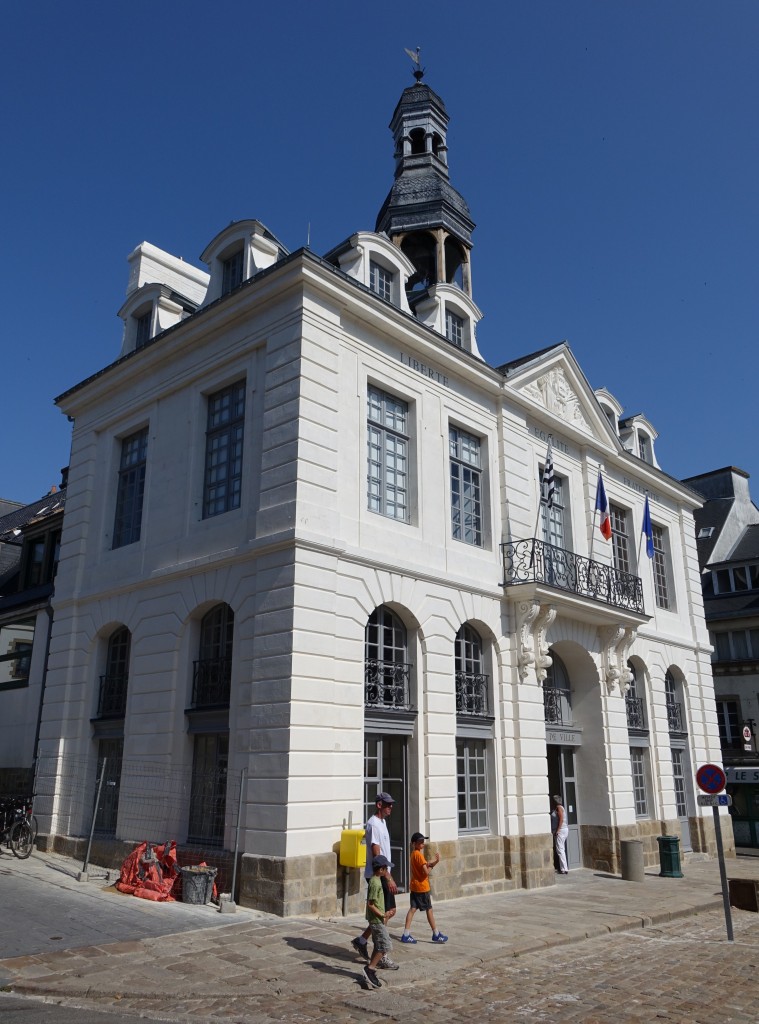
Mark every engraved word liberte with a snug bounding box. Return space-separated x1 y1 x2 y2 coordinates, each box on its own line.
399 351 449 387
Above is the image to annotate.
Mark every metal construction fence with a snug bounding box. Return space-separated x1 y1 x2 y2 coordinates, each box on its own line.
25 751 244 896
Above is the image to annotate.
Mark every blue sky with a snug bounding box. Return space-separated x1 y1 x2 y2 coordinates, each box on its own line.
2 2 757 504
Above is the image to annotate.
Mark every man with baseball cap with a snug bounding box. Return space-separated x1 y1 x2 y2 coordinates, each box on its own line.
351 792 399 969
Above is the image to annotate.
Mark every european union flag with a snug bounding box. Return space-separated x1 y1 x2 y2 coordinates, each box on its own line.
642 495 654 558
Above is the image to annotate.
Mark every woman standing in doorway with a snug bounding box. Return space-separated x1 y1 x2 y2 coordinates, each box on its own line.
552 794 569 874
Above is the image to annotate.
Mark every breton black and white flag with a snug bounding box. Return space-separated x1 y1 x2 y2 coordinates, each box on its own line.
541 439 555 509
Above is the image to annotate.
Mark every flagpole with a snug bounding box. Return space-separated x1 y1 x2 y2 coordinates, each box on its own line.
531 435 553 569
589 508 599 563
637 492 653 575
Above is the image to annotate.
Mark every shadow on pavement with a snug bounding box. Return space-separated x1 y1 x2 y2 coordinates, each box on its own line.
283 936 357 962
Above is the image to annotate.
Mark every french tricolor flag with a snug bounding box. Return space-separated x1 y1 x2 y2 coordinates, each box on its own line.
595 471 612 540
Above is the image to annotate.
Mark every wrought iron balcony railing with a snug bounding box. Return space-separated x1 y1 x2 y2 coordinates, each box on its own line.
97 674 128 717
455 671 490 716
666 698 683 733
501 539 645 614
192 658 232 707
625 695 646 730
365 659 412 710
543 684 572 726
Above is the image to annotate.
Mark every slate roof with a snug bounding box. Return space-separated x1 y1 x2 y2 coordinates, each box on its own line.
703 590 759 621
730 524 759 562
0 490 66 542
691 496 733 567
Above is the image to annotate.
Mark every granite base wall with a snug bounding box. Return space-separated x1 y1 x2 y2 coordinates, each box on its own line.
578 814 736 874
238 833 555 917
37 814 739 917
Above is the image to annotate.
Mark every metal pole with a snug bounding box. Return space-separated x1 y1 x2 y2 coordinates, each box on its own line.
713 804 734 942
79 758 106 881
222 767 245 914
342 810 353 918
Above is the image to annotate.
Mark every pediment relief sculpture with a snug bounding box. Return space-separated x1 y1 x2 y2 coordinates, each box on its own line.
522 368 592 436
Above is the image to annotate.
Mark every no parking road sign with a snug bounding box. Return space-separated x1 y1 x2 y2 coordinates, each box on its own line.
696 763 727 794
695 762 733 943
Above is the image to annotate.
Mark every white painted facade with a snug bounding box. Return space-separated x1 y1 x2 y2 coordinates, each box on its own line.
36 77 725 913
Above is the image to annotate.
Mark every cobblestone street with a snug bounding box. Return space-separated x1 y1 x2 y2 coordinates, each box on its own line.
23 906 757 1024
398 910 758 1024
5 853 759 1024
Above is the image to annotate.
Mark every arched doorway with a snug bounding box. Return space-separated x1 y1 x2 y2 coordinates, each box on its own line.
363 606 413 887
543 650 582 869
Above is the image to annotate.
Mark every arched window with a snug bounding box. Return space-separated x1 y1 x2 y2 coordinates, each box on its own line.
455 625 488 715
625 661 646 729
98 627 130 717
543 651 571 725
409 127 426 154
444 237 465 288
665 670 683 733
401 233 437 292
364 607 411 709
193 604 234 707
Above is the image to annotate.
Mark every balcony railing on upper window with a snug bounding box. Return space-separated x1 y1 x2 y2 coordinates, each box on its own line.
192 658 232 707
543 685 572 726
501 539 645 614
455 671 489 716
666 698 683 733
97 674 128 717
365 659 412 710
625 695 646 730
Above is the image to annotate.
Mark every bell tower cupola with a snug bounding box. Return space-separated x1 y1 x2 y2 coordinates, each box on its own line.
376 65 476 300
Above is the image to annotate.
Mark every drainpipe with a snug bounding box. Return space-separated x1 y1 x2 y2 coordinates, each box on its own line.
32 602 55 766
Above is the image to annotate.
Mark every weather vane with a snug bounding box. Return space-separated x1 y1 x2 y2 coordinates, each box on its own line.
404 46 425 82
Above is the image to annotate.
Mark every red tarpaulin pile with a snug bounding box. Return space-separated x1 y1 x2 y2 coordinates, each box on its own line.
115 841 180 902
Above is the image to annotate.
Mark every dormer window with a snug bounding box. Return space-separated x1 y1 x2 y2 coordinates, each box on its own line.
222 249 244 296
638 434 650 463
370 260 392 301
134 311 152 350
446 309 464 347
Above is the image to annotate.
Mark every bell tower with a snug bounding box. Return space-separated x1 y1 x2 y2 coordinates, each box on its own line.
376 70 475 300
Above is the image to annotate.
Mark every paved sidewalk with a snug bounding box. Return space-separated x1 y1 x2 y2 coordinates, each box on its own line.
1 849 758 1020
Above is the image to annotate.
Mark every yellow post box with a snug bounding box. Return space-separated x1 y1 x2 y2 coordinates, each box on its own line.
339 827 366 868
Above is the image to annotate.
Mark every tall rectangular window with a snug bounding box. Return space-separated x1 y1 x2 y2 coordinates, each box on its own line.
221 249 244 295
367 386 409 521
630 747 649 816
671 748 687 817
457 737 488 831
446 309 464 346
369 260 392 301
112 427 148 549
651 524 671 609
203 381 246 518
188 733 229 846
450 426 482 546
541 474 567 549
135 311 152 350
0 617 35 690
610 504 631 574
716 699 741 748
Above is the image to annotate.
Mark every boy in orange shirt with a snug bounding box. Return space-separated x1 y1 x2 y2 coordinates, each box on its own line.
401 832 448 944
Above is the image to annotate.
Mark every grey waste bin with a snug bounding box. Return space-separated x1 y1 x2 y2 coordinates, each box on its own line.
656 835 683 878
180 865 217 904
620 839 644 882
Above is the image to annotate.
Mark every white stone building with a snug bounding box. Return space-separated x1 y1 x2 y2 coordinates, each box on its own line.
37 75 725 914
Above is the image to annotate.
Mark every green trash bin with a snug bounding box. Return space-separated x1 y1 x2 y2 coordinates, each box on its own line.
657 835 683 878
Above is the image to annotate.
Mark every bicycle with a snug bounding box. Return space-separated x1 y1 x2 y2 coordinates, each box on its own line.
0 798 34 859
